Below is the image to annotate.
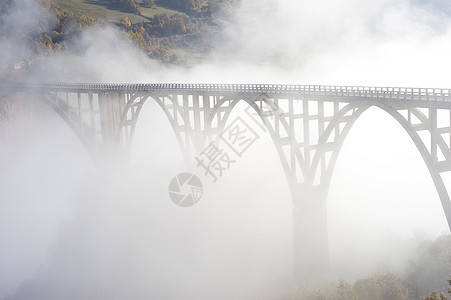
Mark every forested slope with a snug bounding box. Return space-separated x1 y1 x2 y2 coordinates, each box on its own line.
0 0 237 69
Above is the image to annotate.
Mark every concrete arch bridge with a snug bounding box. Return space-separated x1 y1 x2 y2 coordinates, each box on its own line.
2 82 451 279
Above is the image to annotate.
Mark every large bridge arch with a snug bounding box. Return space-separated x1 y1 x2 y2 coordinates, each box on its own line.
206 94 451 280
36 90 196 161
0 90 96 158
208 94 308 190
39 91 97 154
315 100 451 230
212 95 451 232
119 93 191 161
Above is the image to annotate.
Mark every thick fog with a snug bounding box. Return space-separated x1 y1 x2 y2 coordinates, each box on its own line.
1 0 451 299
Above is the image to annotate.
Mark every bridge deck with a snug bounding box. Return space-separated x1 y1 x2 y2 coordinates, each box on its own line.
2 82 451 107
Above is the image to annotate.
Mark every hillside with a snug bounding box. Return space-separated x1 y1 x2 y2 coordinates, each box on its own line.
0 0 236 70
49 0 185 23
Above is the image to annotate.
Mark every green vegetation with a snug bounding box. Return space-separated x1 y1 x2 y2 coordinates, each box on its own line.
406 235 451 298
49 0 183 23
0 0 237 66
163 0 204 13
111 0 143 14
283 235 451 300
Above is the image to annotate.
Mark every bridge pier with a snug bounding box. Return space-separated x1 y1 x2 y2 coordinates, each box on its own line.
99 92 126 149
291 184 329 281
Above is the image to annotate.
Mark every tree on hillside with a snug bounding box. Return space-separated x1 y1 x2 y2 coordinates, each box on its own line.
353 273 410 300
202 0 234 21
422 279 451 300
142 0 155 8
0 0 12 13
163 0 204 13
406 235 451 298
110 0 143 14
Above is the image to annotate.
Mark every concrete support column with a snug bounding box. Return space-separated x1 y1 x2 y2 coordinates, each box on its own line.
97 93 129 168
291 183 329 281
99 93 123 148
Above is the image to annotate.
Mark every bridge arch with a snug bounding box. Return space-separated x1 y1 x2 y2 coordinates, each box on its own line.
317 100 451 230
38 90 191 161
40 91 97 154
0 90 96 156
120 93 189 159
208 95 451 231
208 94 307 190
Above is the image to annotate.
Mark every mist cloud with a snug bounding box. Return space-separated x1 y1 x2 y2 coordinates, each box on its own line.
0 0 55 66
1 0 451 299
17 0 451 86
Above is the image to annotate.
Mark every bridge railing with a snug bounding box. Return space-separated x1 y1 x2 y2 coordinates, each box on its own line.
2 82 451 103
